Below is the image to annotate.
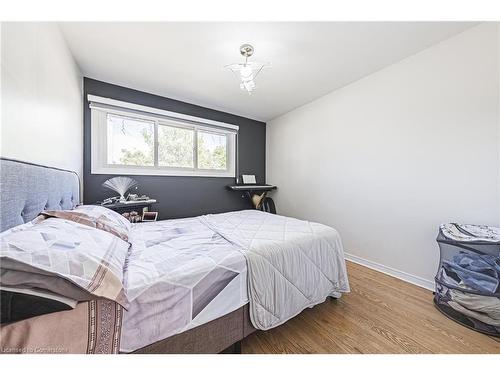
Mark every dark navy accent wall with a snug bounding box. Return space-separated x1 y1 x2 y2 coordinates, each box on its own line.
83 78 266 220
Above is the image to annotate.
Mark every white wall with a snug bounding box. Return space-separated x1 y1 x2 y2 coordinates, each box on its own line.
1 23 83 177
266 23 500 287
498 24 500 224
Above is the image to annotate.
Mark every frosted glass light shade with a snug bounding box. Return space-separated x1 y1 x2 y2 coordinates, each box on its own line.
225 62 269 94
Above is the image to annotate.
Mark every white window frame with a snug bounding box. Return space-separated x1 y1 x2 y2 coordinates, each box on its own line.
89 95 238 178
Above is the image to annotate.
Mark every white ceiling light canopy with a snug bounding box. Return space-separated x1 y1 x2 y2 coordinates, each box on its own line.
225 44 270 94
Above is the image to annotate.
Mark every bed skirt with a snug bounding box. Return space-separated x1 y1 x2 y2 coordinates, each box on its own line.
131 304 256 354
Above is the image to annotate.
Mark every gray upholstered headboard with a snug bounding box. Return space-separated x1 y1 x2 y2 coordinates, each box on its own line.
0 158 80 232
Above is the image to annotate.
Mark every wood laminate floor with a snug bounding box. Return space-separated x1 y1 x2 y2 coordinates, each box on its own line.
241 261 500 354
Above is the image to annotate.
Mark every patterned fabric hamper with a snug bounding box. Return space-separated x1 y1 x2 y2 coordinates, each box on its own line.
435 224 500 336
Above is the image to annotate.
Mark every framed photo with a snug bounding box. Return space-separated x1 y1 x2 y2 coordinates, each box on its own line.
242 174 256 184
142 211 158 222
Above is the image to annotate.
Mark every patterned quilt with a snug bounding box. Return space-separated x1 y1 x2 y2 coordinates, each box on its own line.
203 210 350 330
120 216 248 352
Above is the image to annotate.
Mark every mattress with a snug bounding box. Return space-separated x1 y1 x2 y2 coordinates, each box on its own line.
120 216 248 353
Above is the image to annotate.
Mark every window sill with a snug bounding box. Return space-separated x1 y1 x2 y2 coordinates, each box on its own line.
91 166 235 178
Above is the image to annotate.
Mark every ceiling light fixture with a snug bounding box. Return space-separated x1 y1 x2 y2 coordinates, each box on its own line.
225 44 269 94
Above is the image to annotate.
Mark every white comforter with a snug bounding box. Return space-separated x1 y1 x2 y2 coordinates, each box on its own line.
121 217 248 352
203 210 350 330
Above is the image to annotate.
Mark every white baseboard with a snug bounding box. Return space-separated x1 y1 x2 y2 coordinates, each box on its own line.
344 252 435 291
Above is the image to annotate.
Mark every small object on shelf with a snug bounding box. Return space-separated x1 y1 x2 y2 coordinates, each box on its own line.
242 174 257 184
101 196 120 205
126 193 152 202
127 193 139 201
121 211 141 223
142 211 158 222
102 176 138 202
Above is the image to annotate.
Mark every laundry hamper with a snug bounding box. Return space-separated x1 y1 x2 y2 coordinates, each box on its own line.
434 223 500 336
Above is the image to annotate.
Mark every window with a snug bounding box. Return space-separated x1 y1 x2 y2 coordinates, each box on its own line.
90 96 237 177
107 114 155 166
197 131 227 170
158 124 194 168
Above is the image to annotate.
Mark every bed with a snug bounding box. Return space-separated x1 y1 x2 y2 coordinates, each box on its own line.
0 158 349 354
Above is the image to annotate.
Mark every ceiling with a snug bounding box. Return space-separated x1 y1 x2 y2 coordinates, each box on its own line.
60 22 476 122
